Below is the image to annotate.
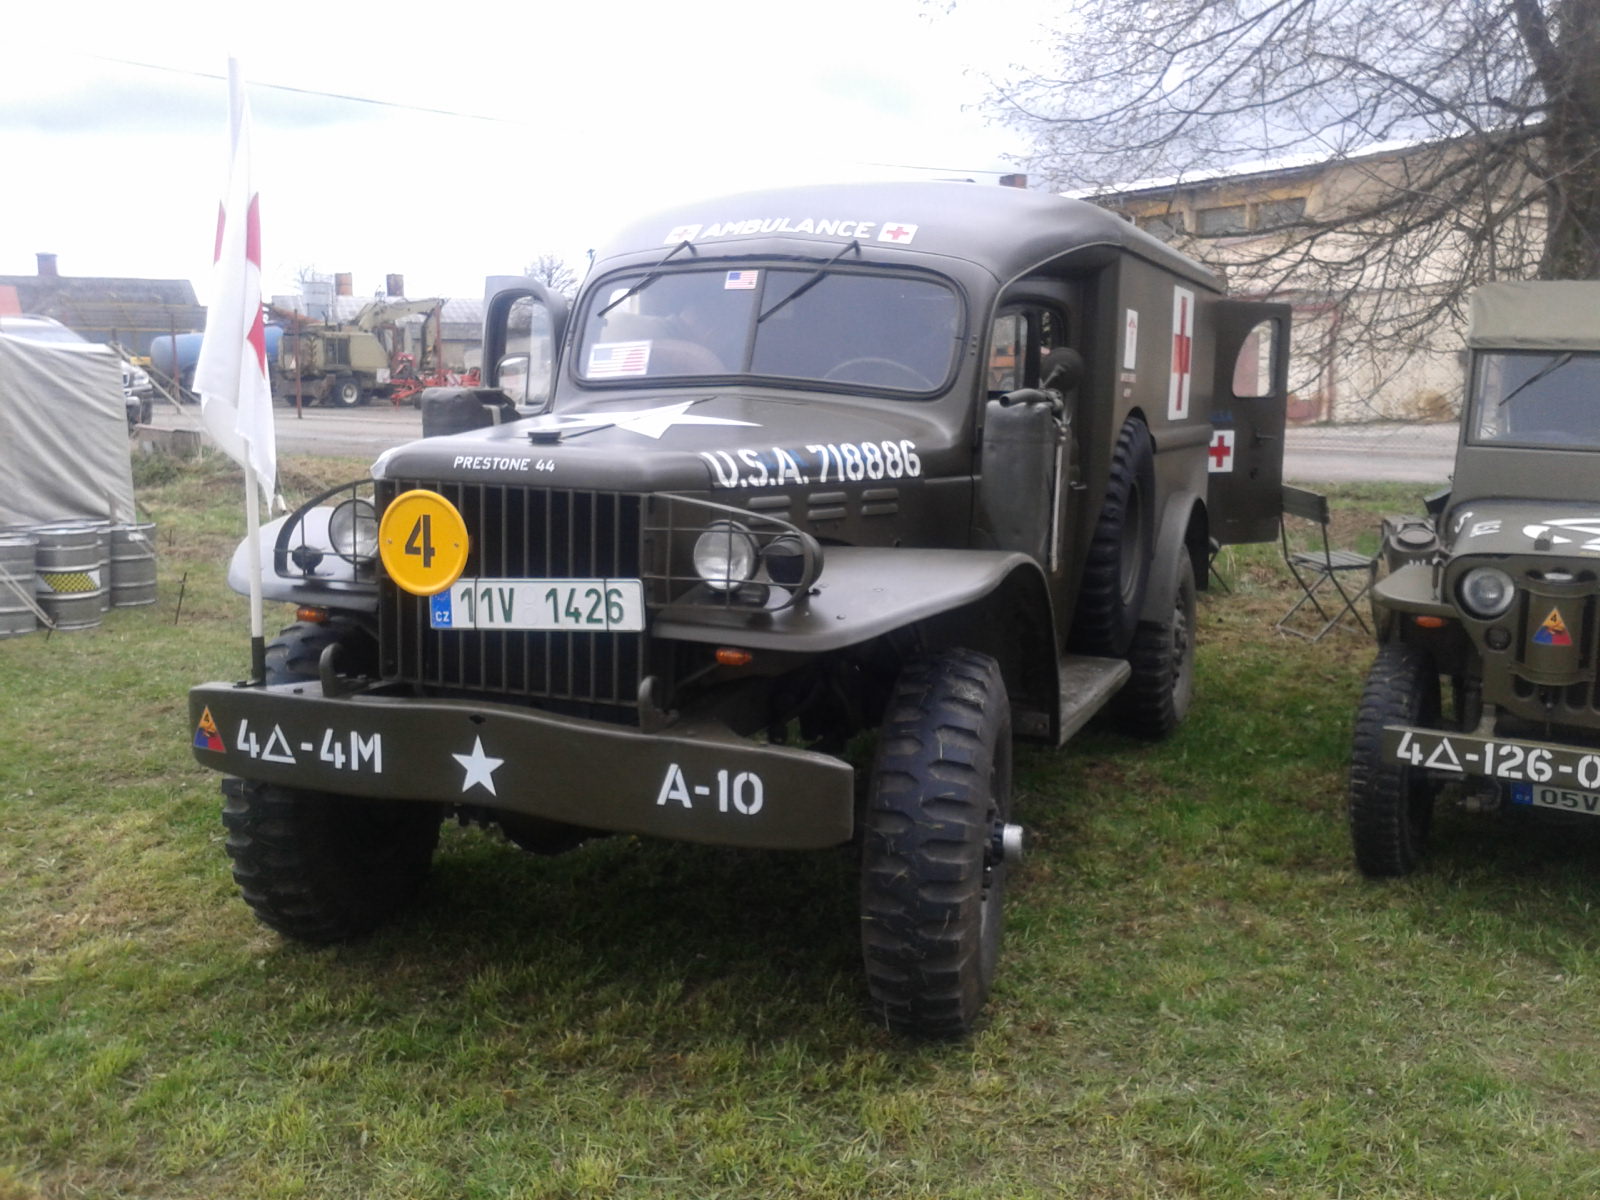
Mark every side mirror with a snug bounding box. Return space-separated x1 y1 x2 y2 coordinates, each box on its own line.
482 277 569 416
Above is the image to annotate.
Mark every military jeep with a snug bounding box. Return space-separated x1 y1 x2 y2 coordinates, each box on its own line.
1350 281 1600 877
190 181 1288 1036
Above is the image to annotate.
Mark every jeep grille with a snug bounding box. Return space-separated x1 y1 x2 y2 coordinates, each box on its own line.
376 481 645 711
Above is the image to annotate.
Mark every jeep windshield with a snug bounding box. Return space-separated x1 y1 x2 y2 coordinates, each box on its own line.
1470 350 1600 449
574 267 962 395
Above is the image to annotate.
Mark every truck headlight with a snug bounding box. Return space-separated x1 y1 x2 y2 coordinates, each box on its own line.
1458 566 1515 618
329 498 378 562
693 521 757 591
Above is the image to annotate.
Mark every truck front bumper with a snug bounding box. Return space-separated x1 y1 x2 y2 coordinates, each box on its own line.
188 681 855 849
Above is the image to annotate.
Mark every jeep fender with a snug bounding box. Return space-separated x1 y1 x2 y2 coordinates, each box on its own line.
1139 490 1207 624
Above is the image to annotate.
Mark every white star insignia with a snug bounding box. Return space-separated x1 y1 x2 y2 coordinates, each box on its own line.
526 401 758 440
452 736 504 796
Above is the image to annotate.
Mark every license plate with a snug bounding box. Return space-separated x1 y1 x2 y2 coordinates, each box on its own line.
1382 727 1600 789
429 578 645 632
1512 783 1600 817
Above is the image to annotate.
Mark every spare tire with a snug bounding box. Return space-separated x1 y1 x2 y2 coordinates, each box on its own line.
1070 416 1154 657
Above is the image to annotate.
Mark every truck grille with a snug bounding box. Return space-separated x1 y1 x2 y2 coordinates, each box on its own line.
377 481 646 710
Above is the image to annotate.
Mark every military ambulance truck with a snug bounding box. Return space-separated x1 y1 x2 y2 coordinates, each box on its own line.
1350 281 1600 877
190 181 1288 1036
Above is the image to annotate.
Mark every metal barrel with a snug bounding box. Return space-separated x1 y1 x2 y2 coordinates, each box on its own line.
110 521 158 607
0 532 38 638
31 524 106 631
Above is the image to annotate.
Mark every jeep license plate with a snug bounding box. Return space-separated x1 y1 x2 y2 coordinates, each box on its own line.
429 578 645 632
1512 783 1600 817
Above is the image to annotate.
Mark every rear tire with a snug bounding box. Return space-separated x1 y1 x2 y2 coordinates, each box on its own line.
861 648 1013 1038
1071 417 1154 657
1349 641 1440 877
220 618 440 942
1118 550 1196 739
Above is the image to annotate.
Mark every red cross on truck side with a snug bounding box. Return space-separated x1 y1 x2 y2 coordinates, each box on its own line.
1209 430 1234 470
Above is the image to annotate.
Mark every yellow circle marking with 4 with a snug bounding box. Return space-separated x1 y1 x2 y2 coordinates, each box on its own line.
378 489 470 596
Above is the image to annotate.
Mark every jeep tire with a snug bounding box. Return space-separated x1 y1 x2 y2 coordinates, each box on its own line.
861 648 1013 1038
1071 416 1154 657
1349 641 1440 877
220 619 441 942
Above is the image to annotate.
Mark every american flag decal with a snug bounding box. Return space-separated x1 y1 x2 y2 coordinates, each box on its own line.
587 340 651 378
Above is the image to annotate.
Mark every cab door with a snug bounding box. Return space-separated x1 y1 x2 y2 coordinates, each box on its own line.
1206 300 1290 545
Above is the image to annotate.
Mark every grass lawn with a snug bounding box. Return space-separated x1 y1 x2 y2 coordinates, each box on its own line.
4 456 1599 1198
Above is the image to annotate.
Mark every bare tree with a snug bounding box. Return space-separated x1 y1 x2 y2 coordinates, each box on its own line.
984 0 1600 407
524 253 580 298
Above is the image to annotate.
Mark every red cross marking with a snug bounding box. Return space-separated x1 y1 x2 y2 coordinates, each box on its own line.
1209 432 1233 469
883 224 913 241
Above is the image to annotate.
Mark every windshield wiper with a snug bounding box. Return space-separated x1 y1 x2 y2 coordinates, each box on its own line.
1499 352 1574 406
598 239 696 317
757 240 861 323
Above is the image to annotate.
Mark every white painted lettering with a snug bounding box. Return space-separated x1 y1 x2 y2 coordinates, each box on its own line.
656 763 694 809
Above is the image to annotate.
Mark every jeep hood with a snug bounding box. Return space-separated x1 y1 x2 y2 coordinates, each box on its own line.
373 390 958 491
1446 499 1600 558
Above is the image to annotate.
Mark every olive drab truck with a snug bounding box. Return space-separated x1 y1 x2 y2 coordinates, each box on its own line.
189 181 1288 1037
1349 281 1600 877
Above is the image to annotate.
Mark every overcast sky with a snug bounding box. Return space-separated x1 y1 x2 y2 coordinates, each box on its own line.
1 0 1050 309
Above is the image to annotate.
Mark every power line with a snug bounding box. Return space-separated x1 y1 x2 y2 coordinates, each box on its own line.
79 51 1018 177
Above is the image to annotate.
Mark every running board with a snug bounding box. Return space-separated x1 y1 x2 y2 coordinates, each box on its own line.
1015 655 1131 745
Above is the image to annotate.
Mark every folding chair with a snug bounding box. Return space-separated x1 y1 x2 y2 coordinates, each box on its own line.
1277 484 1377 641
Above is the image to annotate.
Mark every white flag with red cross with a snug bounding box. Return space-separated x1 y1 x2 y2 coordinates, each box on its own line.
194 59 276 505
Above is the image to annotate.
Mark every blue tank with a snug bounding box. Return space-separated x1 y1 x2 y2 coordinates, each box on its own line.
148 324 285 382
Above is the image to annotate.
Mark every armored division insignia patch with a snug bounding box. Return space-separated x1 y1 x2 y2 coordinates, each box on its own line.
194 707 225 752
1534 607 1573 647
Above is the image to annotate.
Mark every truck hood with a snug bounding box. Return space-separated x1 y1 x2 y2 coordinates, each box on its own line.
374 389 960 492
1446 499 1600 557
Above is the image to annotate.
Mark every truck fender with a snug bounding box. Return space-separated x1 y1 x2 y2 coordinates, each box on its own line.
652 547 1051 654
1138 491 1206 624
227 509 378 613
651 545 1058 727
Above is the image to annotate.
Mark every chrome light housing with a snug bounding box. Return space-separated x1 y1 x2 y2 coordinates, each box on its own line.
328 497 378 563
1458 565 1516 618
693 521 758 591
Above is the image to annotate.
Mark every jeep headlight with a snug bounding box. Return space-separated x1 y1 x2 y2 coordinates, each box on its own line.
1458 566 1516 618
693 521 757 591
328 497 378 562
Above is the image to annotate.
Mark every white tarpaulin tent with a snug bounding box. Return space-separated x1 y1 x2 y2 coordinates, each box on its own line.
0 333 135 527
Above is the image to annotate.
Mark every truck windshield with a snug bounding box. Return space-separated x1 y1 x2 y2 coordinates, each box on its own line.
575 267 961 394
1470 350 1600 448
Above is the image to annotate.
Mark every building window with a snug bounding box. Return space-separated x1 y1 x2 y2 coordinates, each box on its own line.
1138 212 1185 241
1257 197 1307 228
1195 205 1250 235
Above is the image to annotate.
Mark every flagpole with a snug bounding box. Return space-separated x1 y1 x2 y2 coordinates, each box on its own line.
245 460 267 684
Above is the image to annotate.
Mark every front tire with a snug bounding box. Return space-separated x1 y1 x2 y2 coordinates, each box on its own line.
331 376 363 407
861 649 1014 1038
220 618 441 942
1349 641 1440 877
1118 550 1196 739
